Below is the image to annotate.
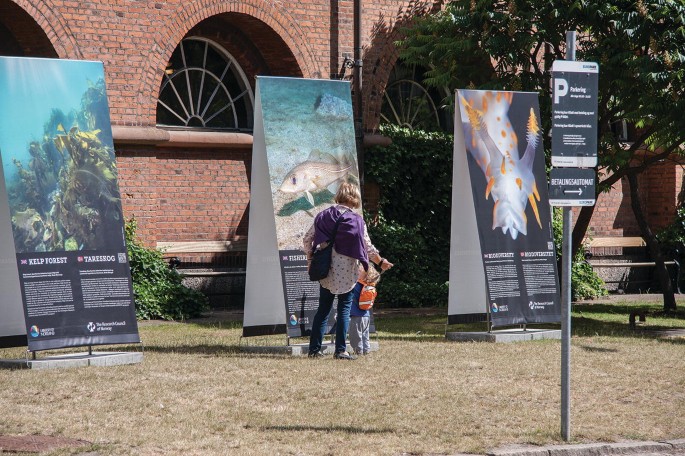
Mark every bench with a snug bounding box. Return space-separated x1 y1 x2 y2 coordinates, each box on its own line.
585 236 681 293
157 240 247 277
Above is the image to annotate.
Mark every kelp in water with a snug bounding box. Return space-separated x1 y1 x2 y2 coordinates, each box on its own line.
6 78 122 253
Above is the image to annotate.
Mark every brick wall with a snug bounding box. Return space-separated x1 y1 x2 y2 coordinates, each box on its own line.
6 0 427 127
586 160 682 239
116 145 251 266
3 0 434 255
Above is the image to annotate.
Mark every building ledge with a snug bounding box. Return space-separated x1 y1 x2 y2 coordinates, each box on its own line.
112 126 391 148
112 126 253 148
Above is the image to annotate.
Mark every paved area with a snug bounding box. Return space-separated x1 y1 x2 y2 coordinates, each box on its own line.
483 439 685 456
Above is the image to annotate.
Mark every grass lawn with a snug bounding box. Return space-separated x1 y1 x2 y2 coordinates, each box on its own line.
0 299 683 455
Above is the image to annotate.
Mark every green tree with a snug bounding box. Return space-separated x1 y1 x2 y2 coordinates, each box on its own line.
398 0 685 311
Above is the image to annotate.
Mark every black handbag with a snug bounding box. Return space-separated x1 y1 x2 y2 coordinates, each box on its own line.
308 210 348 281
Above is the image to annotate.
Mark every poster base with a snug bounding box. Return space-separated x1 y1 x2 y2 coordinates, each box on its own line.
0 351 143 370
241 340 380 357
445 328 561 343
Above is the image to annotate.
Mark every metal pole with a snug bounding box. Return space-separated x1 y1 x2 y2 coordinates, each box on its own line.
560 30 576 442
353 0 364 191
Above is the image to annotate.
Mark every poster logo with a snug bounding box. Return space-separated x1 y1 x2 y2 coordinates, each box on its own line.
29 326 55 337
289 314 298 326
87 322 96 332
491 303 509 313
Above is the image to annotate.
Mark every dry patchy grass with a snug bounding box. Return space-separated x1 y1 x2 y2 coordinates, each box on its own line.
0 304 683 455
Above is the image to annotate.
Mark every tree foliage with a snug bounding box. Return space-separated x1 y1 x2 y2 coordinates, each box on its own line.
398 0 685 308
398 0 685 202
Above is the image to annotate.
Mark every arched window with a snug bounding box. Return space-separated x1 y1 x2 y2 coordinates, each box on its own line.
381 62 450 133
157 37 254 131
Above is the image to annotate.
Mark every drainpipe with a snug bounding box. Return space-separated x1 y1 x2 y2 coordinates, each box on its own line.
353 0 364 191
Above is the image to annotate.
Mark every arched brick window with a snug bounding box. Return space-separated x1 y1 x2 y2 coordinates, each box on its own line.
381 62 450 133
157 37 254 131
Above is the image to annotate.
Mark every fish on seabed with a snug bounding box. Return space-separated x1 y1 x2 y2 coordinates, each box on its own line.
279 151 356 206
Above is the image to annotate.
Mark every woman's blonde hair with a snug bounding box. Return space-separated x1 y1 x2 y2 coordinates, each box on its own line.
334 182 361 208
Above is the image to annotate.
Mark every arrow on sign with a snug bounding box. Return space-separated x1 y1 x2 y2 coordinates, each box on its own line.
564 188 583 195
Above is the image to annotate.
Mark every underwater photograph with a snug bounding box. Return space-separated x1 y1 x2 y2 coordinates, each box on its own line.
257 77 360 251
0 57 122 253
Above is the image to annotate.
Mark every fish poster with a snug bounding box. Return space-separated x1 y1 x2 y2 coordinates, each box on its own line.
448 90 560 327
244 76 362 338
0 57 140 351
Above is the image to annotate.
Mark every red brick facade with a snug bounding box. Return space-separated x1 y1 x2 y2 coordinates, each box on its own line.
587 160 683 239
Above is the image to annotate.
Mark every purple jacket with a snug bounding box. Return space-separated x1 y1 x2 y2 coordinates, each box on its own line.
313 205 369 271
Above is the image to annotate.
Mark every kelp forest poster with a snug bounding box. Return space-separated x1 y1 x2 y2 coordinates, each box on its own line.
244 77 362 338
0 57 139 351
449 90 561 327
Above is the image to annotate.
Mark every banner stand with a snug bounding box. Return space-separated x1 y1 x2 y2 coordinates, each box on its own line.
239 334 379 357
0 343 144 370
241 76 381 356
446 328 560 343
446 89 562 343
448 290 560 343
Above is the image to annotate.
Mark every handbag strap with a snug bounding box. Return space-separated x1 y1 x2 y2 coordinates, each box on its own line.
329 208 349 242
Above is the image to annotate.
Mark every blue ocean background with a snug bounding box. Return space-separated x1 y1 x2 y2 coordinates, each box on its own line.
256 76 360 250
258 76 357 195
0 57 108 180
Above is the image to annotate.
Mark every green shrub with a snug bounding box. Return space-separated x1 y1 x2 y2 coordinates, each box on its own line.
125 219 209 320
366 212 449 307
551 208 607 301
366 125 453 307
656 206 685 290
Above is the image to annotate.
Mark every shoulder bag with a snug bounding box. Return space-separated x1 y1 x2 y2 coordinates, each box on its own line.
308 209 348 281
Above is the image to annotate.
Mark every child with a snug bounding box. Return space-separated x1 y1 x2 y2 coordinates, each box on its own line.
349 264 381 355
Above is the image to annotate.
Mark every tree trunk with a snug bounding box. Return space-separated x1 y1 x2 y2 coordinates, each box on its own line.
571 205 596 259
627 173 677 312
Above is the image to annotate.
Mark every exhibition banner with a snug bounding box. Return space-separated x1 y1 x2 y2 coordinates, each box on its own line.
449 90 561 327
0 57 140 350
0 161 26 348
244 76 366 338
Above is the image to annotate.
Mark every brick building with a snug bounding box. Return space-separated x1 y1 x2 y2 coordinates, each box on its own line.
1 0 681 301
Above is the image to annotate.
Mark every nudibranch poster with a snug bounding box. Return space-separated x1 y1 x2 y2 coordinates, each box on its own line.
449 90 560 327
243 77 362 338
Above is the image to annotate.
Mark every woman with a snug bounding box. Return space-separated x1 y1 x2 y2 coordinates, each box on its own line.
303 182 393 360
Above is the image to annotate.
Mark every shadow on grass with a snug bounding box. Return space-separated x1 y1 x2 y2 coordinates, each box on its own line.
657 337 685 345
578 344 619 353
372 302 685 342
137 302 684 348
249 424 397 434
181 320 243 330
572 302 685 339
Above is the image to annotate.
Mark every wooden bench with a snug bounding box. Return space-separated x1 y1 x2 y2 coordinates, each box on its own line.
157 239 247 277
585 236 680 293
